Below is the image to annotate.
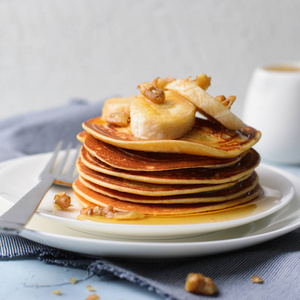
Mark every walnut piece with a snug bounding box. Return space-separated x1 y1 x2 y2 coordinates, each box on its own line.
252 275 263 283
195 74 211 90
52 289 62 295
80 205 145 220
87 284 95 292
215 95 236 109
185 273 217 295
138 82 165 104
54 192 72 210
86 294 100 300
106 112 129 127
69 277 77 284
80 205 110 217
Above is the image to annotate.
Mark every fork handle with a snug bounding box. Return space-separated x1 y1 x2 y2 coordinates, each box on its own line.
0 176 55 234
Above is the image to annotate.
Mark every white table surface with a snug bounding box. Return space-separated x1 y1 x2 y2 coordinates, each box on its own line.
1 160 300 300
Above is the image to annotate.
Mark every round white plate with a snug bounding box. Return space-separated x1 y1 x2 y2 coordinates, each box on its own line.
0 152 295 239
0 156 299 258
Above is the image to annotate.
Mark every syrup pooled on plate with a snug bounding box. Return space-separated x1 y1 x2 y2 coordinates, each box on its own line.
76 186 281 225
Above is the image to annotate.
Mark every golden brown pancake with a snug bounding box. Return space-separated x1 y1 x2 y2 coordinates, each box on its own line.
77 158 247 196
76 156 259 196
77 148 260 188
79 146 253 185
78 131 244 171
73 179 263 216
82 117 261 157
77 172 259 204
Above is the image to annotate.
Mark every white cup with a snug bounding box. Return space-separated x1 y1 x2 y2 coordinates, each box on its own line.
243 62 300 164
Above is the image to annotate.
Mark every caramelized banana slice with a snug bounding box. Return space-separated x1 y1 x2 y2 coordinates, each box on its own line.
166 78 246 130
102 96 135 125
130 90 196 140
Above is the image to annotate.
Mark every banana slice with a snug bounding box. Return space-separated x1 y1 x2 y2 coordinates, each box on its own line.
102 96 135 121
166 79 246 130
130 91 196 140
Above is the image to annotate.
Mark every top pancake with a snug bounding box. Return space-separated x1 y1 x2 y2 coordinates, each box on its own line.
82 117 261 158
77 132 244 171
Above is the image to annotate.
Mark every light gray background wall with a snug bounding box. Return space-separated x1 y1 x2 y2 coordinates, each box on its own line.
1 0 299 120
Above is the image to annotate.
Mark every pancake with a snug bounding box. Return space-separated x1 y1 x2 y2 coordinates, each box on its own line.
76 156 259 196
77 158 248 196
80 146 256 185
77 148 259 188
77 172 259 204
82 117 261 158
73 179 263 216
78 131 244 171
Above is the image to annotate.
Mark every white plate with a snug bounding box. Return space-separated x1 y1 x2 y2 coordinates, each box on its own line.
0 152 295 240
0 156 299 258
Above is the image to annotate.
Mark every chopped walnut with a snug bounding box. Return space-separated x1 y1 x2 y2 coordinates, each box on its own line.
54 192 72 210
137 82 165 104
52 289 62 295
215 95 236 109
69 277 77 284
80 206 100 216
185 273 217 296
252 275 263 283
102 205 114 218
106 112 129 127
87 284 95 292
86 294 100 300
79 205 145 220
195 74 211 90
102 205 113 214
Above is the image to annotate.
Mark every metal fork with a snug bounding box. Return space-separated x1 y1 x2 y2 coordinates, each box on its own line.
0 141 80 234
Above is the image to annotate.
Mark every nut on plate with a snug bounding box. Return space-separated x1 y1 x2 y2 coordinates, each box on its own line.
185 273 218 295
80 205 145 220
54 192 72 210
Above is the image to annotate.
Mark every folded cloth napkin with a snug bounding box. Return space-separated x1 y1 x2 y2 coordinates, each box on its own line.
0 99 103 161
1 100 300 300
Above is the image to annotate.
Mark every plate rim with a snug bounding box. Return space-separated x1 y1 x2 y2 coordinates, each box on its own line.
0 153 296 239
0 155 300 258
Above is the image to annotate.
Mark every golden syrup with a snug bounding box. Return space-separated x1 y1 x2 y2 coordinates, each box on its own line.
77 187 281 225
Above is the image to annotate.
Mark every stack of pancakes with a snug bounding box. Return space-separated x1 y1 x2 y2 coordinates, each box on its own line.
73 117 262 217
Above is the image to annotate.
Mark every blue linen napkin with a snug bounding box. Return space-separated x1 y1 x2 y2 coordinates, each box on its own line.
1 100 300 300
0 99 102 161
